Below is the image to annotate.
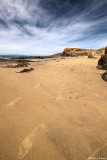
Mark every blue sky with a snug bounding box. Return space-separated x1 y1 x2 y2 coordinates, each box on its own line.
0 0 107 55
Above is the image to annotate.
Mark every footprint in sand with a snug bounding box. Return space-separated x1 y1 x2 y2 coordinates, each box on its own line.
7 97 22 109
91 144 107 158
18 124 46 159
35 83 40 88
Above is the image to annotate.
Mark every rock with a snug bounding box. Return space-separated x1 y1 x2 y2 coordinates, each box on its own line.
97 47 107 70
16 68 34 73
62 48 90 57
98 54 107 70
5 62 29 68
96 65 103 70
102 71 107 82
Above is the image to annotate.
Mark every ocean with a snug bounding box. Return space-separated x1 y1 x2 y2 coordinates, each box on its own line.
0 55 32 59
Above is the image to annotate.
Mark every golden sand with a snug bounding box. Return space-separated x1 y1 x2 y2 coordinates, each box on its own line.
0 56 107 160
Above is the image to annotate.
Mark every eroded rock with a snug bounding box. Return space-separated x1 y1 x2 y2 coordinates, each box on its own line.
5 62 29 68
97 47 107 70
102 71 107 82
16 68 34 73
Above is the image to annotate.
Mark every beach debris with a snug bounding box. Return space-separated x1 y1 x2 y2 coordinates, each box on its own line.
16 68 34 73
102 71 107 82
97 46 107 70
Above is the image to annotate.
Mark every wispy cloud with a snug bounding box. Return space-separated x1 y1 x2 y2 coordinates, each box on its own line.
0 0 107 55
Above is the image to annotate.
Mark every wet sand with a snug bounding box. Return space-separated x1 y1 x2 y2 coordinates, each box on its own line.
0 56 107 160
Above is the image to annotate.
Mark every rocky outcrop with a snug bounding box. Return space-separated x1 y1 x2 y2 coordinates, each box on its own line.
98 47 107 70
62 48 91 57
102 71 107 82
5 62 29 68
16 68 34 73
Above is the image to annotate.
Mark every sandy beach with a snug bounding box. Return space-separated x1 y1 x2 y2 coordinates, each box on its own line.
0 56 107 160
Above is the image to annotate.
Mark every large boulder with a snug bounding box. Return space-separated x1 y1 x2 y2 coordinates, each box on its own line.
97 47 107 70
102 71 107 82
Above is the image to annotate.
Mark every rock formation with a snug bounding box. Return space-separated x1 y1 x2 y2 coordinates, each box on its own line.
16 68 34 73
102 71 107 82
98 47 107 70
62 48 91 57
5 62 29 68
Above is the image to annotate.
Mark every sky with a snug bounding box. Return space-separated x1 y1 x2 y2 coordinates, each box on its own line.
0 0 107 55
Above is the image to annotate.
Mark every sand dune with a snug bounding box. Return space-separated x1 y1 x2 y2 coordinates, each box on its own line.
0 56 107 160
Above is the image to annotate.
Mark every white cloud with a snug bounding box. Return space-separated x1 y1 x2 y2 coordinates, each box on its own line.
0 0 107 55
